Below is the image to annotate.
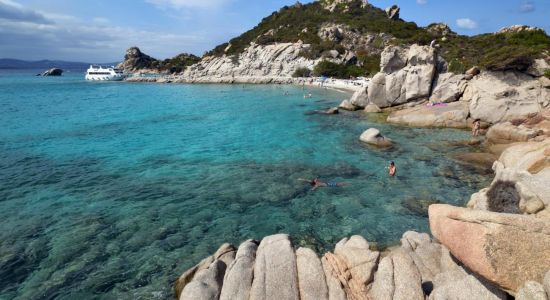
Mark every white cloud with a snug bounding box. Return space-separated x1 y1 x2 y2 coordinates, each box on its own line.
520 1 535 13
145 0 232 9
0 0 52 24
0 2 208 61
416 0 427 4
456 18 478 30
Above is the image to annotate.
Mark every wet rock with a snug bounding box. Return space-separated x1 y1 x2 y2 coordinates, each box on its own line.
250 234 299 300
401 198 442 217
220 240 258 300
359 128 392 147
429 204 550 292
453 152 497 170
516 281 548 300
296 247 329 300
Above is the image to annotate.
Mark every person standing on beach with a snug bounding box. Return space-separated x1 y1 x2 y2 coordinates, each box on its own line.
388 161 396 176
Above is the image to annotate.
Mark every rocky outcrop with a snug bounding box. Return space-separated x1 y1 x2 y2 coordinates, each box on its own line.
349 86 369 108
385 5 400 20
429 204 550 293
387 101 469 128
339 99 359 111
296 248 328 300
250 234 299 300
317 23 389 61
41 68 63 76
516 281 548 300
368 45 436 108
219 240 258 300
464 71 549 124
117 47 157 73
497 25 546 34
430 73 467 103
180 42 318 83
486 122 544 144
426 23 456 37
321 0 369 12
359 128 392 146
175 243 236 298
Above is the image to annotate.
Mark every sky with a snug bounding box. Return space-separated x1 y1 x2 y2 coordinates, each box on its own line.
0 0 549 62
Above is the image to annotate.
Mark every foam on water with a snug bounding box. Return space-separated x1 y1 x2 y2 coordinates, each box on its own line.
0 72 490 299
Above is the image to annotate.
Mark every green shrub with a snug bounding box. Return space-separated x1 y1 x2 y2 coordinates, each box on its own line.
313 60 365 78
292 67 312 77
448 59 466 74
486 180 521 214
545 69 550 78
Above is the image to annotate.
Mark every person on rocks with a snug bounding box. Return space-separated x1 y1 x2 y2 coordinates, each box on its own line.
299 178 347 191
472 119 481 137
388 161 397 176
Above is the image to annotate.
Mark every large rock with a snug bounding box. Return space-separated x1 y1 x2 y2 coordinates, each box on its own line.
429 204 550 292
296 247 329 300
339 99 358 111
380 46 408 74
429 268 507 300
219 240 258 300
486 122 543 144
370 45 436 108
364 103 382 113
175 243 236 298
516 281 548 300
544 270 550 297
385 5 400 20
400 231 442 285
430 73 467 103
321 254 347 300
41 68 63 76
250 234 299 300
465 71 549 124
334 236 379 289
368 248 423 300
359 128 392 146
349 87 369 108
180 260 226 300
387 101 469 128
527 59 550 77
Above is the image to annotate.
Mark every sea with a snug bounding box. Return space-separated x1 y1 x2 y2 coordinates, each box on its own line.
0 70 491 299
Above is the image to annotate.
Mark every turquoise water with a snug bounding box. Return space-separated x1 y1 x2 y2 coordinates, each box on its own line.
0 71 490 299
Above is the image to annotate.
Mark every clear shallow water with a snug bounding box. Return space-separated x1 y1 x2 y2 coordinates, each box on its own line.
0 71 490 299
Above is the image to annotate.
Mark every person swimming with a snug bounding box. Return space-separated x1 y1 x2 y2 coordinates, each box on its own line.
388 161 396 176
299 178 347 191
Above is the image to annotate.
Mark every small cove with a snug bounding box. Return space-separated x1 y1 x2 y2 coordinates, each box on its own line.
0 72 492 299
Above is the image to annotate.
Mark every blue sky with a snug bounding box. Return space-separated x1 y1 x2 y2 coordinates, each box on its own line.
0 0 548 62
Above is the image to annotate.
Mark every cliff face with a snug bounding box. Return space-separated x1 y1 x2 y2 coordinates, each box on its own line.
180 42 319 83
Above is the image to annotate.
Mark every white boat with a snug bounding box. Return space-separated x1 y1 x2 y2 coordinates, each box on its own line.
85 65 125 81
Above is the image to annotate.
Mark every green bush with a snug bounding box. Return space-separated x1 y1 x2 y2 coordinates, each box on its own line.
544 69 550 78
313 60 364 78
292 67 312 77
448 59 466 74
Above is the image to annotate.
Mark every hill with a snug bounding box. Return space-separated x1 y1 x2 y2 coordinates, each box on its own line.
0 59 96 70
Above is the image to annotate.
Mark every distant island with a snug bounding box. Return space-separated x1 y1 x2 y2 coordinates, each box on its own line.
0 58 119 71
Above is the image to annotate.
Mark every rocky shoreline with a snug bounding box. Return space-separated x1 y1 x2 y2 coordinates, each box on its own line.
116 24 550 300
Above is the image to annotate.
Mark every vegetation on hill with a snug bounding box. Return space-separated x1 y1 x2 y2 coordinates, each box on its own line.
122 47 200 73
545 69 550 79
203 0 550 78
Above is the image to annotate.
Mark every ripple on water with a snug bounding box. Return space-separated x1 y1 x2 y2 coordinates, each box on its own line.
0 74 492 298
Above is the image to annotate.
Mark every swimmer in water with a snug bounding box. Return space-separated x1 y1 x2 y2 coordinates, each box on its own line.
388 161 396 176
299 178 347 191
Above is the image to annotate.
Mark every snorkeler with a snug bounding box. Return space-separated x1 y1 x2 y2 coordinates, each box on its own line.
298 178 347 191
